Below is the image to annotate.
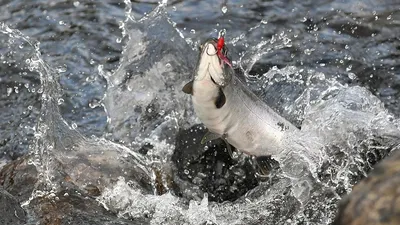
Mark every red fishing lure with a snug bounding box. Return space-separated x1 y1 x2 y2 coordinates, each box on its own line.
216 30 232 67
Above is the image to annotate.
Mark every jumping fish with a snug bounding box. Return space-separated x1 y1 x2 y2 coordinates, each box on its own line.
182 36 299 159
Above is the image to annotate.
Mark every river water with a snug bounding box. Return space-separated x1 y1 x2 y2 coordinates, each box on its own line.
1 0 400 224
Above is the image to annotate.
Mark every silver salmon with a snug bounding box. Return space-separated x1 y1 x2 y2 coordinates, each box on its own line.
182 38 299 157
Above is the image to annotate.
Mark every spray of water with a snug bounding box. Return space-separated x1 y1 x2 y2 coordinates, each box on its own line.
1 1 399 224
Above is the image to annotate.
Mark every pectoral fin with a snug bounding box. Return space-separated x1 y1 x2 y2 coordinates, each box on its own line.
215 88 226 109
201 131 221 144
182 80 194 95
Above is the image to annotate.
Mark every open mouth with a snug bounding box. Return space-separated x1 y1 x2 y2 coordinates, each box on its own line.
203 41 231 68
205 42 218 56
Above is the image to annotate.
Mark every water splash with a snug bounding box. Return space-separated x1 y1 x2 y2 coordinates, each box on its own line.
97 2 400 224
103 2 196 149
1 22 62 192
1 1 400 225
0 21 154 202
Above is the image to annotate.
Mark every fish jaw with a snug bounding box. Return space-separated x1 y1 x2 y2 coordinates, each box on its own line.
189 38 297 157
191 40 230 135
195 40 230 86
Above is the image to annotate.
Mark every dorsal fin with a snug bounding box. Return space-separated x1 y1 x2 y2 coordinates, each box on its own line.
182 80 193 95
215 88 226 108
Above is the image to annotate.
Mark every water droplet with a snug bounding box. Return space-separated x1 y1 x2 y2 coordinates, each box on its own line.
56 65 67 73
89 99 100 108
71 123 77 129
348 73 356 80
218 29 226 39
184 169 190 175
59 21 65 25
28 105 33 110
190 29 196 34
172 6 177 11
116 38 122 43
90 59 95 65
221 5 228 14
304 49 313 55
165 63 171 68
147 108 152 113
73 1 80 7
387 15 392 20
345 45 349 49
6 88 12 96
57 98 64 105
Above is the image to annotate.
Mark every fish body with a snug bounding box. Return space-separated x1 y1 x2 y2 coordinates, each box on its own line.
183 39 298 157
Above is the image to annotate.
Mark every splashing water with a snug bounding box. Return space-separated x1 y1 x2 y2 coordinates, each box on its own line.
1 1 400 225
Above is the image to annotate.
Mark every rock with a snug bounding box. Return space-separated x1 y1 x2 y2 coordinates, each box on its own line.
0 186 26 225
0 156 38 202
0 156 149 225
172 124 260 202
334 147 400 225
29 188 149 225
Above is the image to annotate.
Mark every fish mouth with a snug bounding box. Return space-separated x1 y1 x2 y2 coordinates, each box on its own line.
200 39 230 67
195 38 232 86
201 39 218 55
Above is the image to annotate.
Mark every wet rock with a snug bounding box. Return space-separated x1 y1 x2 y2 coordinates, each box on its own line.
0 156 149 225
54 137 154 195
172 124 260 202
0 186 26 225
334 147 400 225
29 188 149 225
0 156 38 202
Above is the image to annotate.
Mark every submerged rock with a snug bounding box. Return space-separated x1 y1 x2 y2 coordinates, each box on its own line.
29 188 149 225
0 156 38 202
172 124 261 202
0 156 149 225
0 186 26 225
334 147 400 225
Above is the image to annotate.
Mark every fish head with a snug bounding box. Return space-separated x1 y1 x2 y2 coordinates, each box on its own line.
195 38 233 86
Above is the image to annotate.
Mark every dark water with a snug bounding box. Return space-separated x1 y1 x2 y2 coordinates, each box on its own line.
1 0 400 224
